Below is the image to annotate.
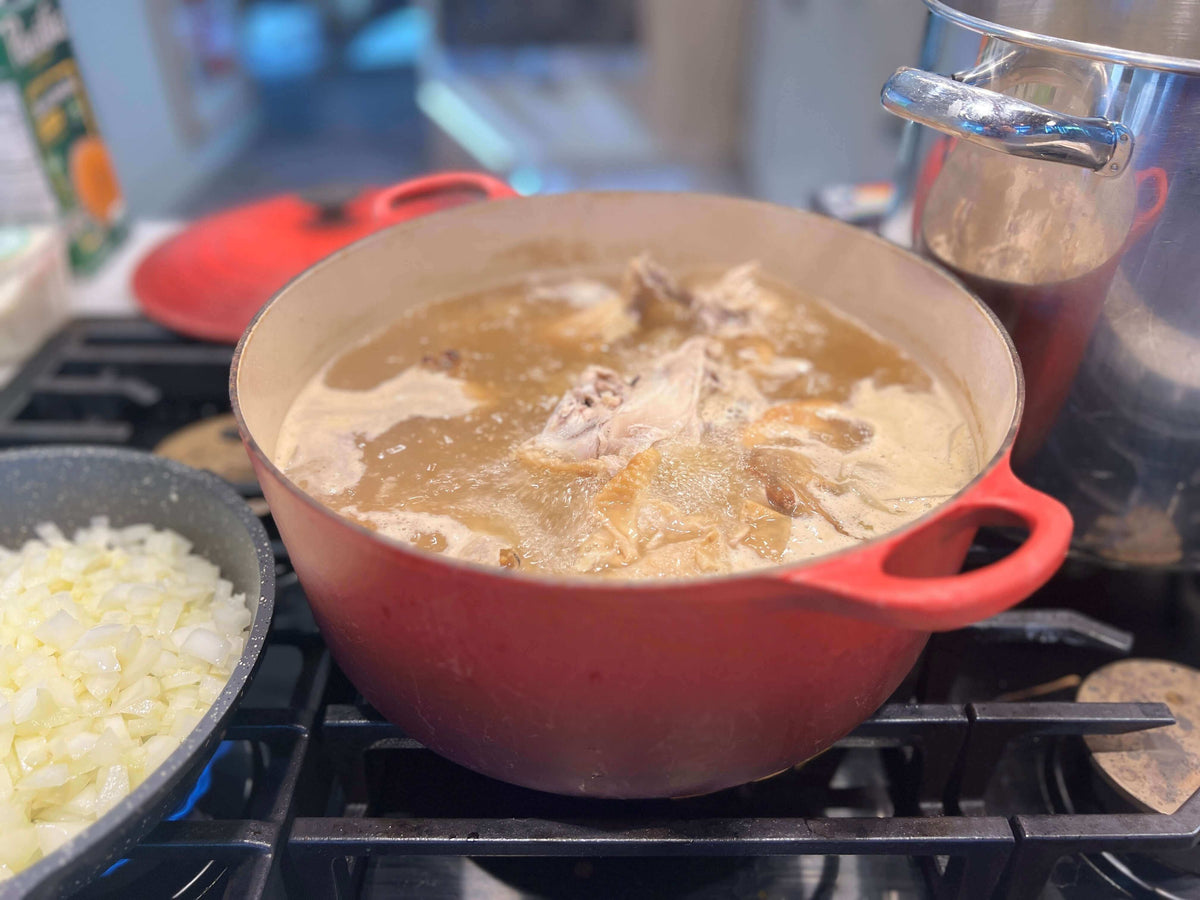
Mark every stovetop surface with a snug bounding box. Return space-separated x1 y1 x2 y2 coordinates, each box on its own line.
3 318 1199 900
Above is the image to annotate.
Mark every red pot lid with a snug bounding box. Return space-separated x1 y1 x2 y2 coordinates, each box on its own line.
133 173 516 344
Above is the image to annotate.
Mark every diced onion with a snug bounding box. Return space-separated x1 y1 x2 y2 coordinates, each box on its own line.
0 520 251 878
180 629 228 667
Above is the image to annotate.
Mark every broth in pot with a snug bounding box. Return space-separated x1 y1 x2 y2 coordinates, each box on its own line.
275 256 980 579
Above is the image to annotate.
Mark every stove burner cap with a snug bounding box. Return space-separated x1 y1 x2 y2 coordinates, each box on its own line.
154 414 267 514
1078 659 1200 814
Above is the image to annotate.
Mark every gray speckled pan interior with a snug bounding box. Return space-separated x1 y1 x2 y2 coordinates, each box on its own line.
0 446 275 900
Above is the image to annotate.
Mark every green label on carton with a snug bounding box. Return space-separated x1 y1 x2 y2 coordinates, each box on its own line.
0 0 127 273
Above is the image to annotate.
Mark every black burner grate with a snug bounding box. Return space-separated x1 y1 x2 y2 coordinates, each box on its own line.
0 318 233 448
2 318 1199 900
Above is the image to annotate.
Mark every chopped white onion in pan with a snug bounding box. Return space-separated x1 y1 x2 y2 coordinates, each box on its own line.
0 518 251 878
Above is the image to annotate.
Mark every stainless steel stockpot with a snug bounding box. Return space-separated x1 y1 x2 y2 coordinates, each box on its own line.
882 0 1200 569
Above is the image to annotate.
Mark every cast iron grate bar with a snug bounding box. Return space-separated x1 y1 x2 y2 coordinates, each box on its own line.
965 610 1135 654
997 787 1200 899
319 702 978 818
947 702 1174 814
318 700 1172 814
225 707 312 738
286 813 1017 854
32 374 163 405
131 820 277 858
968 702 1174 732
320 701 977 746
56 317 193 342
222 637 330 900
62 343 233 367
843 704 970 813
918 610 1135 704
0 421 134 445
0 318 234 449
288 814 1016 900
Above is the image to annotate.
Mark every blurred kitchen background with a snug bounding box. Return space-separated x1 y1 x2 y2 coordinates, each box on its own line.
63 0 923 214
0 0 929 370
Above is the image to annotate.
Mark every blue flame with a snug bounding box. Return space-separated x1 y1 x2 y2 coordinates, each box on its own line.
99 742 234 878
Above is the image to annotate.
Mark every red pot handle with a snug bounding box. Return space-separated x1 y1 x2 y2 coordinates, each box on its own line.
1128 166 1168 246
779 456 1072 631
371 171 517 223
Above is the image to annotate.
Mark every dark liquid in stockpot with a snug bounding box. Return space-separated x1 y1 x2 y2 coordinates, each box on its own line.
924 252 1116 468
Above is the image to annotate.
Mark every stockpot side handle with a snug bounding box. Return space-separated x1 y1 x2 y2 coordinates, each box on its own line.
780 458 1073 632
881 66 1133 176
372 171 518 223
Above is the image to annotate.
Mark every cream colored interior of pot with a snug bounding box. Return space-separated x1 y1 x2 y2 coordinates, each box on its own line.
234 193 1019 473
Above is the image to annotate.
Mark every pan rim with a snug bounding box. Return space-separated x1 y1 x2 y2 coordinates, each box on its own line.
0 444 276 899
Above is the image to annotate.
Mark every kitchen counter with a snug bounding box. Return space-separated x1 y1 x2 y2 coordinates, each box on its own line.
0 222 179 389
69 221 180 317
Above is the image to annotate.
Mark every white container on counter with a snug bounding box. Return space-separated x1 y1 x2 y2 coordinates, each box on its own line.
0 225 69 366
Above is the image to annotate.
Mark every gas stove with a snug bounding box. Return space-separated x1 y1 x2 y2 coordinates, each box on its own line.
2 317 1198 900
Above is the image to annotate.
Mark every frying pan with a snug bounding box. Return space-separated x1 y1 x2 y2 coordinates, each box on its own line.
232 175 1071 798
0 446 275 899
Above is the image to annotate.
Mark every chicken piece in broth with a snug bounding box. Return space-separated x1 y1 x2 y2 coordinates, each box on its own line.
520 365 631 469
522 336 764 478
540 288 638 347
576 447 662 572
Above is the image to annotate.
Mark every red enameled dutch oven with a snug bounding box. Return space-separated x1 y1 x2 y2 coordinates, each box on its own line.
230 173 1073 799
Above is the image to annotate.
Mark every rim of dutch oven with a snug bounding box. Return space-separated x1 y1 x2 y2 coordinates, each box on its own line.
230 190 1025 593
925 0 1200 75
